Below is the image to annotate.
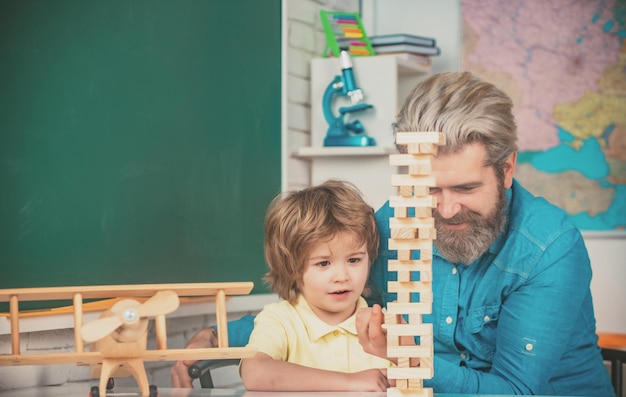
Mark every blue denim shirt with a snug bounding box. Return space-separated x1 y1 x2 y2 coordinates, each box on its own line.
226 179 613 395
369 179 613 396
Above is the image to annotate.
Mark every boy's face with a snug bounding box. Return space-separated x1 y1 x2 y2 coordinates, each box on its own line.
300 231 369 326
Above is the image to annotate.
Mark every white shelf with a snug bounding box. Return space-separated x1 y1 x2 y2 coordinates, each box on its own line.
304 55 431 208
294 146 397 158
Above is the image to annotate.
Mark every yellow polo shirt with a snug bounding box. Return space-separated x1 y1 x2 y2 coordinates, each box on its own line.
246 295 392 372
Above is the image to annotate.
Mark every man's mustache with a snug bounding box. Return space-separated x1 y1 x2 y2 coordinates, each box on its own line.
433 209 482 226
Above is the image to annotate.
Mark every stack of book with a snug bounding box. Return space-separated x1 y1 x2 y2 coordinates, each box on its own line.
339 33 440 65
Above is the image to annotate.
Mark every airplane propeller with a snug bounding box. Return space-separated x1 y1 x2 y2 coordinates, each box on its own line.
80 290 180 343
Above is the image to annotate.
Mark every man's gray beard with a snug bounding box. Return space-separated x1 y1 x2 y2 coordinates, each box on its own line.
433 190 507 265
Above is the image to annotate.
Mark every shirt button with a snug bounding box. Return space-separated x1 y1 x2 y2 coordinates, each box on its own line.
335 349 343 355
460 353 467 359
483 315 490 322
445 316 453 324
333 330 340 337
525 343 533 351
452 268 457 275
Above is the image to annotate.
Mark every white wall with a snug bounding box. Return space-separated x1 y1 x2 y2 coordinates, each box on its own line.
283 0 361 192
361 0 462 73
586 234 626 333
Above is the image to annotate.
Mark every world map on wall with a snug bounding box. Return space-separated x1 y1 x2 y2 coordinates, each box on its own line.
462 0 626 231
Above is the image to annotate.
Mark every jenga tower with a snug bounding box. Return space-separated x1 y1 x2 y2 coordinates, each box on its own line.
385 131 444 397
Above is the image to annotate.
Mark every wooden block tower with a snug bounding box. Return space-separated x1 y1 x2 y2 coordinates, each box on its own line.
385 131 444 397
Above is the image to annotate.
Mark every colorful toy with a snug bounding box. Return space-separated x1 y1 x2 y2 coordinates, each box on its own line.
386 131 445 396
0 282 255 397
320 10 375 57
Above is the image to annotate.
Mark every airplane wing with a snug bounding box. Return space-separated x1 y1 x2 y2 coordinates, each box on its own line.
0 347 255 366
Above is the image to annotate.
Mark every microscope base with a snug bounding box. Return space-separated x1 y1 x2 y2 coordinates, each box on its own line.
324 135 377 147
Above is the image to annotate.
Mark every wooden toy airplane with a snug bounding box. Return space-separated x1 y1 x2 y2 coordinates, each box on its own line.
0 282 256 397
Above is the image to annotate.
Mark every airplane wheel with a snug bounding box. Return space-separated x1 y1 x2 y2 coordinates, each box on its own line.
107 378 114 390
149 384 158 397
89 386 99 397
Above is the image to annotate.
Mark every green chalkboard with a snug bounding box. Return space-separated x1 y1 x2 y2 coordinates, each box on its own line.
0 0 281 308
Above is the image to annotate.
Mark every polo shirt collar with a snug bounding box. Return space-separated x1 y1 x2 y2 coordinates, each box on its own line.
294 295 368 342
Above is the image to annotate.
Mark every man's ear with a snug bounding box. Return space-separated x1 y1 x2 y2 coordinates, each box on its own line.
504 152 517 189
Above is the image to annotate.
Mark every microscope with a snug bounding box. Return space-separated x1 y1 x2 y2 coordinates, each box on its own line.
322 51 376 147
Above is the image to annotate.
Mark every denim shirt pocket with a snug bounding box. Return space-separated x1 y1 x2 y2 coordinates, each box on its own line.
464 304 501 360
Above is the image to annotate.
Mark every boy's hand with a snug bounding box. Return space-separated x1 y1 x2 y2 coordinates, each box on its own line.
356 304 388 359
346 368 390 391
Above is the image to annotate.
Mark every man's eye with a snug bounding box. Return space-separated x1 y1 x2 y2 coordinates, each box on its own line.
456 186 478 193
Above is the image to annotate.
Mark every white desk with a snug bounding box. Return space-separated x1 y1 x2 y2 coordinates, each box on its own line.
0 384 577 397
0 386 385 397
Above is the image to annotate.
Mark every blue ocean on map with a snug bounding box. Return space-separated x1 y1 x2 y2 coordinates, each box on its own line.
518 129 625 231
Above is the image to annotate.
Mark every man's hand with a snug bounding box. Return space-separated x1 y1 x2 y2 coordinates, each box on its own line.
356 304 388 359
170 327 219 388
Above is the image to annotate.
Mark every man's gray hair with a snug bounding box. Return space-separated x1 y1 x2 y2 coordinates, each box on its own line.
394 71 518 172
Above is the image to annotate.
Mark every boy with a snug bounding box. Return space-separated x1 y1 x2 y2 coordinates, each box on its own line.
240 180 392 392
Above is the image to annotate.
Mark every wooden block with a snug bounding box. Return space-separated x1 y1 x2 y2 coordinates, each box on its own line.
419 335 434 347
387 387 433 397
388 245 431 262
417 290 433 303
390 217 434 229
398 184 413 197
385 323 433 337
418 143 439 155
406 143 421 154
414 207 433 217
388 281 432 295
397 357 410 367
386 302 432 315
417 227 436 240
385 312 400 325
388 239 433 251
395 132 442 144
397 249 412 261
417 249 433 261
397 292 410 305
413 186 430 197
391 227 417 239
389 195 435 209
389 153 434 167
419 357 433 369
391 174 436 188
394 207 408 218
387 260 432 272
408 378 424 390
387 360 434 373
415 268 432 282
408 162 431 176
397 268 410 282
395 379 408 390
